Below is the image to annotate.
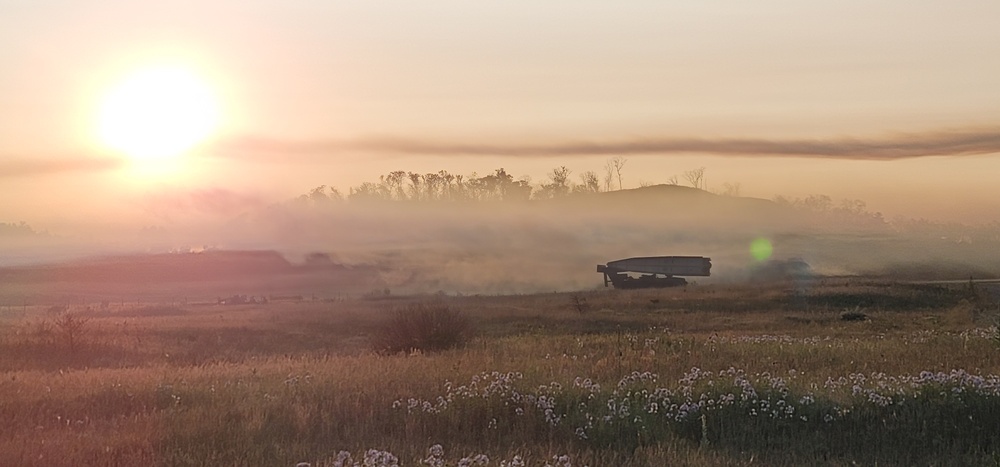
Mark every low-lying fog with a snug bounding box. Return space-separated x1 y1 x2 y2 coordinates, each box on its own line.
3 183 998 294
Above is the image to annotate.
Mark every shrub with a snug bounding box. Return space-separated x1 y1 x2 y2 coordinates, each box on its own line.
840 307 867 322
53 311 90 352
570 294 589 314
373 303 471 354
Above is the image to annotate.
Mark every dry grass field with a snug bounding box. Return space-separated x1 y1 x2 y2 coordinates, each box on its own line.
1 279 999 466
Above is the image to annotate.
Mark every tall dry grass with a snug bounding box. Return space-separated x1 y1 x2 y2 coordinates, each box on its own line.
0 281 997 465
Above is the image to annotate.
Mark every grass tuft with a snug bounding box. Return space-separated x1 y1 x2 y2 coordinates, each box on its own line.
372 303 471 354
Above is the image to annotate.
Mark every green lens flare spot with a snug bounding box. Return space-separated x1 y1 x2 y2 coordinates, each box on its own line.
750 237 773 261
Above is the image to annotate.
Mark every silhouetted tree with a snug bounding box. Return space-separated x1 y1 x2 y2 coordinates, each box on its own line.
349 182 389 201
839 199 867 214
53 312 89 353
464 172 486 201
611 156 627 190
301 185 344 204
407 172 424 201
328 186 344 201
423 172 444 200
574 171 600 194
438 170 456 199
535 166 572 199
382 171 407 200
482 169 509 200
603 161 615 192
453 174 467 201
804 194 833 212
0 221 39 237
683 167 706 190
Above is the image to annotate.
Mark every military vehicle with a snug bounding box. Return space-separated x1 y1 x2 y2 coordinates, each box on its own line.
597 256 711 288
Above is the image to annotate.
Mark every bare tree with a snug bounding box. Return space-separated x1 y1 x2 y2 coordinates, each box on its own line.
575 171 600 193
348 182 387 201
306 185 330 204
550 166 571 189
382 171 407 200
839 198 867 214
407 172 424 200
611 156 627 190
804 194 833 212
666 175 679 186
53 312 89 352
535 166 573 199
302 185 344 204
328 186 344 201
603 161 615 192
453 174 466 201
423 172 442 200
683 167 706 190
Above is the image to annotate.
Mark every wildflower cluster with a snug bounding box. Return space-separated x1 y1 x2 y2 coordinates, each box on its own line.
706 334 828 345
329 448 399 467
393 366 1000 452
393 371 569 427
543 454 576 467
966 326 1000 339
823 369 1000 407
283 372 314 387
301 445 571 467
892 327 1000 345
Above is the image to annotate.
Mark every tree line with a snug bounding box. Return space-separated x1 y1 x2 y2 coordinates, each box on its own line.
299 158 738 204
303 157 636 204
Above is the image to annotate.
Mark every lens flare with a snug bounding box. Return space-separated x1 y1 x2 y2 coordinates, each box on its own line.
750 237 773 261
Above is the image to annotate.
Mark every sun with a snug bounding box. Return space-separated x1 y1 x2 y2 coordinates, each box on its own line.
97 65 220 161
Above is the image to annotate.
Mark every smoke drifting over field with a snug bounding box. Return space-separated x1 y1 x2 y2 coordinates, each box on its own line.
6 185 996 295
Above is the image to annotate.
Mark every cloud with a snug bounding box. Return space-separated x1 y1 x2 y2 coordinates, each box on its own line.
0 155 124 178
5 128 999 179
216 128 1000 161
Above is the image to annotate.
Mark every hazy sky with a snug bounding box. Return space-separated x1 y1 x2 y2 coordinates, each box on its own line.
2 0 1000 227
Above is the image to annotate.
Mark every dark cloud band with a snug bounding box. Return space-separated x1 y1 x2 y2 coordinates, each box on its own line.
219 128 1000 160
4 128 999 178
0 156 124 178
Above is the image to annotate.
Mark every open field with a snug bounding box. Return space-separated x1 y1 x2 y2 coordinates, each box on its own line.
1 279 1000 466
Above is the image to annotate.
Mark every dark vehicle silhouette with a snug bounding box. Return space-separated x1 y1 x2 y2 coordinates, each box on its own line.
597 256 711 289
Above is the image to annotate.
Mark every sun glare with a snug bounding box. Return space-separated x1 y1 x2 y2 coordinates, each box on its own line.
97 65 220 162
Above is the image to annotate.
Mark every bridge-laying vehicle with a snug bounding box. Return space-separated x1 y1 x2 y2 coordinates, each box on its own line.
597 256 711 289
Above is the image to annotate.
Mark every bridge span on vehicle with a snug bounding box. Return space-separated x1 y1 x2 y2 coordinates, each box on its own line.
597 256 711 289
